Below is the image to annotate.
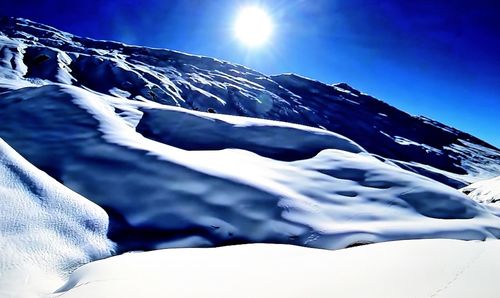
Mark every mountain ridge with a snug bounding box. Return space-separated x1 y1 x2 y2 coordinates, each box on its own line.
0 17 496 147
1 17 498 189
4 16 497 151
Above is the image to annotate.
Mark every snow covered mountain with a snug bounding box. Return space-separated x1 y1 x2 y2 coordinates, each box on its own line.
1 17 500 296
1 17 499 188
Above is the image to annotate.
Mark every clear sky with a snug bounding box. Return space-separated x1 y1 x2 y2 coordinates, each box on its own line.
2 0 499 147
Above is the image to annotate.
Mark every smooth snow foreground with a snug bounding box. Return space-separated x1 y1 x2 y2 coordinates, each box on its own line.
51 239 500 298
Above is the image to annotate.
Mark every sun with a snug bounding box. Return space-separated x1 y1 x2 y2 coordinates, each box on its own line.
234 6 273 47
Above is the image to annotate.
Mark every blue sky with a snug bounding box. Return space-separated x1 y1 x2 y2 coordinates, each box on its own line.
2 0 499 146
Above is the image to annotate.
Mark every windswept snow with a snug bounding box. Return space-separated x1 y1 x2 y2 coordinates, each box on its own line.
136 104 365 161
0 139 113 297
0 83 499 253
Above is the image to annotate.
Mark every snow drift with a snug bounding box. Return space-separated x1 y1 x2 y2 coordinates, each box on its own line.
0 139 113 297
0 17 499 253
0 82 499 253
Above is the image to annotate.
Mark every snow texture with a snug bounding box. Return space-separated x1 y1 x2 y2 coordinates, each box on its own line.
0 139 113 297
0 83 499 253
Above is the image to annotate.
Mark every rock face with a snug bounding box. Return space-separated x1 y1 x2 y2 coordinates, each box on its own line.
0 17 499 254
1 17 498 188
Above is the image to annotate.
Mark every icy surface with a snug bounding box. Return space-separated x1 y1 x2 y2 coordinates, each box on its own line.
51 240 500 298
0 139 113 297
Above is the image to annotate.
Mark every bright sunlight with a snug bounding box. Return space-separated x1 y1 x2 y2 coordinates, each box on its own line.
234 6 273 47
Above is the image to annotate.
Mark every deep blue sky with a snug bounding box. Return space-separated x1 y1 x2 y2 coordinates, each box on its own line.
2 0 499 146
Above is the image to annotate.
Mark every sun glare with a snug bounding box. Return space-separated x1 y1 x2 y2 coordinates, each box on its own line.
234 6 273 47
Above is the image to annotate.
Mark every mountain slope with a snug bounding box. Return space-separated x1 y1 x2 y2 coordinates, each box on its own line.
1 39 500 253
1 17 499 188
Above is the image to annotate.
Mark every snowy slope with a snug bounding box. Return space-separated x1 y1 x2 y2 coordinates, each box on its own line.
0 139 113 297
51 240 500 298
461 176 500 207
1 73 499 254
0 17 499 187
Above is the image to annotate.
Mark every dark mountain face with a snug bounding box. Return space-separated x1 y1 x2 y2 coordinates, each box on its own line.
1 17 499 188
